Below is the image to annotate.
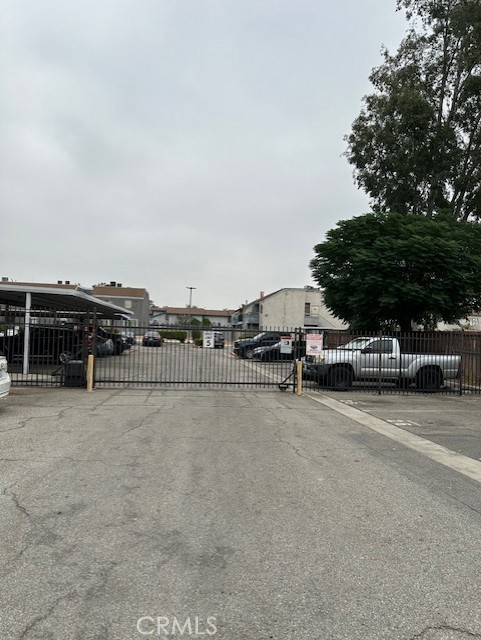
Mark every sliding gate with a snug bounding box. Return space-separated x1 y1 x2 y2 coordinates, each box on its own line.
93 326 299 390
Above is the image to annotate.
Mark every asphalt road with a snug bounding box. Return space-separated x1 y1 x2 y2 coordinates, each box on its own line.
313 390 481 464
2 387 481 639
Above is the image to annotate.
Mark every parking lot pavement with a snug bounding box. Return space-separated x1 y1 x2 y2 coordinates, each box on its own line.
3 387 481 639
307 390 481 463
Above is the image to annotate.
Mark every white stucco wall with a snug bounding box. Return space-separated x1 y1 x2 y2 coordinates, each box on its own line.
259 289 346 329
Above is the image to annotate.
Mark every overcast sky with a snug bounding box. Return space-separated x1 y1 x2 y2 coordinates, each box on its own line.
1 1 408 310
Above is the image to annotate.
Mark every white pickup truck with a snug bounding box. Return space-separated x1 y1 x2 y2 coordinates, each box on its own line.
302 336 461 391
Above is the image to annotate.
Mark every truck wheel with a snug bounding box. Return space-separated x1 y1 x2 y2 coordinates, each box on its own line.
416 367 443 392
328 365 353 390
245 348 254 359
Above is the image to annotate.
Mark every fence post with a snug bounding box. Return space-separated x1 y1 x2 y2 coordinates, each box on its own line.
459 329 464 396
378 330 382 395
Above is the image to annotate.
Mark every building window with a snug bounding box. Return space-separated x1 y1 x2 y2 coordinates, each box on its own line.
124 300 132 309
305 303 311 316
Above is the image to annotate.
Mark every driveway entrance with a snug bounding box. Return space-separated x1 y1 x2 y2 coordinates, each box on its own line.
93 326 297 391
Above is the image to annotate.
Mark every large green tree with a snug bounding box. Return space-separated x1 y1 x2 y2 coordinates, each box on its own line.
346 0 481 220
310 213 481 331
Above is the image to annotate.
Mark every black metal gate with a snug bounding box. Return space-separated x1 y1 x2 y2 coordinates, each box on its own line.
4 306 481 396
92 325 300 390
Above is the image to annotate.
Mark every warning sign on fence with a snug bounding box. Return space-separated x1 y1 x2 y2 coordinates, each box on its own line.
306 333 324 356
280 336 293 354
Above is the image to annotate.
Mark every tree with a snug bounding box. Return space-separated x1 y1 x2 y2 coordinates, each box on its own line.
345 0 481 220
190 318 202 341
309 213 481 331
176 308 199 326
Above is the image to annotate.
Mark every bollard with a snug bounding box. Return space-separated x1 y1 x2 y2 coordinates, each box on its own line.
296 360 303 395
86 354 94 392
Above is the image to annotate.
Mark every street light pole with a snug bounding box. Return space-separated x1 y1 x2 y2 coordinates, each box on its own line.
186 286 197 344
186 286 196 308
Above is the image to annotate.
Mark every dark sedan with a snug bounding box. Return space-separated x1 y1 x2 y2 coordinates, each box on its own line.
233 332 283 359
142 331 163 347
252 340 305 362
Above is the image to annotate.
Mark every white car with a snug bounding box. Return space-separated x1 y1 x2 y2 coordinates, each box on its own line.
0 354 11 399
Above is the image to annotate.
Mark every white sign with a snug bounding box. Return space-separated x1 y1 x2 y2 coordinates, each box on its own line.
280 336 293 354
203 331 215 348
306 333 324 356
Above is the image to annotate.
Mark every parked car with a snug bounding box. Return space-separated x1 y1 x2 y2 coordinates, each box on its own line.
252 339 305 362
233 332 284 359
81 330 115 358
98 328 130 355
95 337 115 357
214 332 225 349
0 353 11 399
1 326 84 364
302 336 461 391
121 330 135 346
142 331 163 347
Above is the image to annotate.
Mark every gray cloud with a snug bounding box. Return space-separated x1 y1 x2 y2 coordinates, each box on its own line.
1 0 407 309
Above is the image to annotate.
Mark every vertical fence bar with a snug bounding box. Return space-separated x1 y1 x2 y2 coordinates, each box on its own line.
459 329 464 396
22 292 32 376
377 330 382 396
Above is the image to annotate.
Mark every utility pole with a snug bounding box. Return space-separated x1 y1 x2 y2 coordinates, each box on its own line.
186 286 196 308
186 286 197 344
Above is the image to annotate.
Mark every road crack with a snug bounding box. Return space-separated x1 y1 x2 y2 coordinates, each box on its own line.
411 624 481 638
18 592 77 639
3 483 31 520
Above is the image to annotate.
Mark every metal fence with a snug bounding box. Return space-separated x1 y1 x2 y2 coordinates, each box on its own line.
302 329 477 396
3 309 481 395
0 302 90 388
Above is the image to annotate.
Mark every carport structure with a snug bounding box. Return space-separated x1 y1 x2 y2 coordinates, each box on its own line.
0 283 132 384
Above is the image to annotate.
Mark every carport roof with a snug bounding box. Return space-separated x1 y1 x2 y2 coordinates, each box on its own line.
0 284 133 318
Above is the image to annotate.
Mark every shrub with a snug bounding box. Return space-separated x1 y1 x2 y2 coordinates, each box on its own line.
158 330 187 343
190 318 201 341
